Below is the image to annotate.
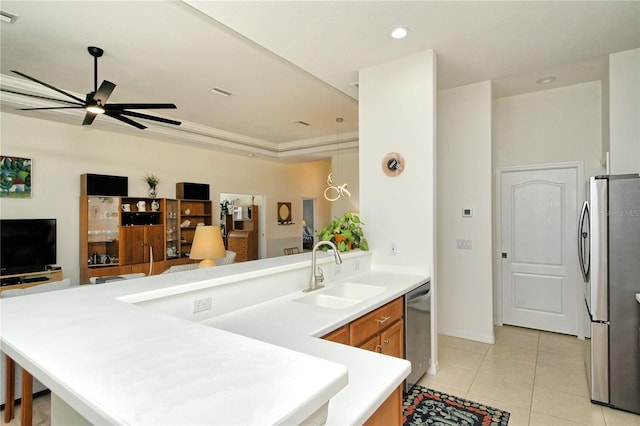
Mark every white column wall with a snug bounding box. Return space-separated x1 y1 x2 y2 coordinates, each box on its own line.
436 81 494 343
359 49 437 371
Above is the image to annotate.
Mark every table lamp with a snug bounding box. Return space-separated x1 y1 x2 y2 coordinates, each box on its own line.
189 225 226 268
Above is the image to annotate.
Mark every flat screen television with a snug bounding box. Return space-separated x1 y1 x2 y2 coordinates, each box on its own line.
1 219 57 276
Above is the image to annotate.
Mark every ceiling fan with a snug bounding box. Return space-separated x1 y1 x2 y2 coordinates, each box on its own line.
1 46 181 130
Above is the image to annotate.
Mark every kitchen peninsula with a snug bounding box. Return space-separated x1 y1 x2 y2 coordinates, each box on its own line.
0 251 429 425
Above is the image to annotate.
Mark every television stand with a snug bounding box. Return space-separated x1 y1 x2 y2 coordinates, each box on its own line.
0 269 64 294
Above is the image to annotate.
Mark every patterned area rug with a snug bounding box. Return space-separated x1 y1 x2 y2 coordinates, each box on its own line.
403 385 510 426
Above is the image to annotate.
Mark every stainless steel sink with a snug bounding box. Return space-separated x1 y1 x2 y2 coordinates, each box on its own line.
294 282 385 309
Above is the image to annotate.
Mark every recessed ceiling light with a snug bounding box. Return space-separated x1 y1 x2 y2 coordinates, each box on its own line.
390 27 410 39
209 87 233 97
0 11 18 24
536 76 556 85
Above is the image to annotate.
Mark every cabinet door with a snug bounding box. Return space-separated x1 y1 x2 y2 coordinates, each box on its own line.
145 225 165 262
358 334 382 353
120 226 145 265
380 319 404 359
323 325 349 345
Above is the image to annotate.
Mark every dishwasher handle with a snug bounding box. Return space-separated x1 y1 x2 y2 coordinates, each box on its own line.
407 289 430 306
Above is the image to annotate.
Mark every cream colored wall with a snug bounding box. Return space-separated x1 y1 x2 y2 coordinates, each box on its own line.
609 48 640 174
436 81 494 343
493 81 604 178
0 112 331 283
329 151 360 219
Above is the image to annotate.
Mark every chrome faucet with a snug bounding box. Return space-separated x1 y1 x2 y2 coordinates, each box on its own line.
304 241 343 292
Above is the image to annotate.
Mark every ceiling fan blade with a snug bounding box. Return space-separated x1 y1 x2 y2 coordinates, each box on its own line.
83 111 98 126
117 110 182 126
93 80 116 104
105 111 147 129
18 106 85 111
0 88 85 106
11 70 86 104
105 103 177 110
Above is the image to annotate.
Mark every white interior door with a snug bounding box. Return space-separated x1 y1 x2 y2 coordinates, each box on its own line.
501 167 578 335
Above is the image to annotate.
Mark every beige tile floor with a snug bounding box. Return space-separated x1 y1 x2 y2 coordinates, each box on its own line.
418 325 640 426
3 325 640 425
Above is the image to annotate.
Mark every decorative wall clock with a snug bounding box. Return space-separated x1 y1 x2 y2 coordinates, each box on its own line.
382 152 405 177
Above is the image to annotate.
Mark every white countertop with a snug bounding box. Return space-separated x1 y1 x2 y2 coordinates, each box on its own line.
0 251 429 425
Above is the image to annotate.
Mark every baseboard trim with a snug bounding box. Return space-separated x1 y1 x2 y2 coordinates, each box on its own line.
438 327 495 344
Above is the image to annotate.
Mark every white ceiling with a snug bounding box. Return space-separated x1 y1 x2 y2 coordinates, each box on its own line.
1 1 638 162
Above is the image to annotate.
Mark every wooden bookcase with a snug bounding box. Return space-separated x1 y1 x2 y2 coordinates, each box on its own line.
177 199 213 259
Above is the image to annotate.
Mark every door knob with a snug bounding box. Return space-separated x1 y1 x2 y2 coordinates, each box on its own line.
502 252 508 259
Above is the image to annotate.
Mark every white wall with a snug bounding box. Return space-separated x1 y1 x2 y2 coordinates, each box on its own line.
359 51 435 272
359 50 436 370
609 48 640 174
437 81 494 343
493 81 604 178
0 112 332 284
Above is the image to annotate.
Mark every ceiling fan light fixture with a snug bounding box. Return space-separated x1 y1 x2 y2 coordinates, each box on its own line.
86 101 105 115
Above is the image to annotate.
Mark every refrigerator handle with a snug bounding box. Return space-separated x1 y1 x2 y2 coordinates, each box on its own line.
578 200 590 282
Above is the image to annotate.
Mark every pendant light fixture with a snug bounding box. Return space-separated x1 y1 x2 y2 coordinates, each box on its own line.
324 117 351 202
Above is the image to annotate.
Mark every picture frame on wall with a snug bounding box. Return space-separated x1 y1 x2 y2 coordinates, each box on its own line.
0 155 32 198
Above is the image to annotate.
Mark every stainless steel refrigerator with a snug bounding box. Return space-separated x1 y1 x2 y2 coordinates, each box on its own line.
578 174 640 414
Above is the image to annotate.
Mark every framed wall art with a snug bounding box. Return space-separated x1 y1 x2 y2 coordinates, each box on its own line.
0 156 32 198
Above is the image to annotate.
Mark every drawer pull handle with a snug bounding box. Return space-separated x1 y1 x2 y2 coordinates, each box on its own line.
377 316 391 324
383 339 390 344
376 344 383 350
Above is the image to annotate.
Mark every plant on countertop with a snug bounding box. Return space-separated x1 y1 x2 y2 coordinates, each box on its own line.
317 212 369 252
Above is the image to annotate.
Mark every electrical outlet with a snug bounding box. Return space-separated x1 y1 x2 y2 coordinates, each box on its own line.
390 243 398 256
333 264 342 275
353 260 360 271
193 296 212 313
457 239 473 250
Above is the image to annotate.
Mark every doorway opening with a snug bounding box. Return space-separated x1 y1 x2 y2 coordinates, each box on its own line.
302 199 316 252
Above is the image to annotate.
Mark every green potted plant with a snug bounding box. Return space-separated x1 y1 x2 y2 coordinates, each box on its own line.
317 212 369 252
144 173 159 198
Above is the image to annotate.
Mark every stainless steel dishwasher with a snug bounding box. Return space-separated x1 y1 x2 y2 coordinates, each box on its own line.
404 281 431 393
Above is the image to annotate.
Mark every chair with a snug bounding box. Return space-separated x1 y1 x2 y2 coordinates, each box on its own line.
284 247 300 255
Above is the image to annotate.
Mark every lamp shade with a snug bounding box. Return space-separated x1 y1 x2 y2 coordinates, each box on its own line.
189 225 226 267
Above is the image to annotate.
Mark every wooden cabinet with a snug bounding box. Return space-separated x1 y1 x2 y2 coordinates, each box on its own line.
227 205 258 262
350 297 403 347
120 225 164 264
321 297 405 426
364 385 403 426
80 195 214 283
322 325 349 345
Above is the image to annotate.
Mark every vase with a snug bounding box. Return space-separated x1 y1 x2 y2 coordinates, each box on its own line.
148 186 157 198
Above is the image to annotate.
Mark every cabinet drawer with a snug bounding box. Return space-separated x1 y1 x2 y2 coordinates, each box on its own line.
350 298 403 346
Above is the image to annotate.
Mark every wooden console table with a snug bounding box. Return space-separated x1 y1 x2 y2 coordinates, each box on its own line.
0 269 64 295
